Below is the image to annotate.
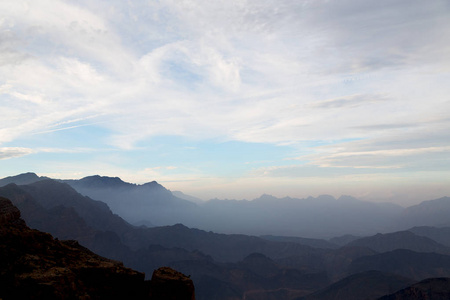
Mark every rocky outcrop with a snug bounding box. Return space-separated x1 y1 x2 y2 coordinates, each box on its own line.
0 196 23 225
0 196 195 300
149 267 195 300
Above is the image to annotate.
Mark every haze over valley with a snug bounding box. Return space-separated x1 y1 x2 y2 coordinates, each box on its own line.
2 172 450 299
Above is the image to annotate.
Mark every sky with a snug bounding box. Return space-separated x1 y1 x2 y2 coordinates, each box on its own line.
1 0 450 205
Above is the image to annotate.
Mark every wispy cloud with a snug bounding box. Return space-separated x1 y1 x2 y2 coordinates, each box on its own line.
311 94 388 109
2 0 449 148
0 147 34 160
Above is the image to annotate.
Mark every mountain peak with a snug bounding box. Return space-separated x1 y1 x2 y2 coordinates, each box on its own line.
142 180 167 190
0 172 44 187
77 175 130 188
256 194 278 201
337 195 360 202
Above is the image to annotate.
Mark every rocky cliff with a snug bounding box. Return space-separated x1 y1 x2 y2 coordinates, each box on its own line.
149 267 196 300
0 196 195 300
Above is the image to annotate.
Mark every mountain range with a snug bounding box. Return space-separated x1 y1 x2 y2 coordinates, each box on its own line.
1 172 450 300
0 172 439 238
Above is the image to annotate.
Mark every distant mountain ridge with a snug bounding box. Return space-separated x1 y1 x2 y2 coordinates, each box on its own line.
0 172 47 186
348 249 450 281
3 172 450 238
298 270 415 300
59 173 405 237
2 173 450 300
0 178 336 299
62 175 198 226
408 226 450 247
395 197 450 229
345 231 450 254
260 235 338 249
192 193 403 237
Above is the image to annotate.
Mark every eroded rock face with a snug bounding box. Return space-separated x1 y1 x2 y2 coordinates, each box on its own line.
150 267 196 300
0 197 195 300
0 196 25 226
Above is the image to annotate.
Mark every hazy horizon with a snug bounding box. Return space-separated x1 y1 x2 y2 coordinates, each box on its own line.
1 1 449 206
2 171 447 207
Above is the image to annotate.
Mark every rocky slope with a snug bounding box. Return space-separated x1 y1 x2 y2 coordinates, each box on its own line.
377 277 450 300
0 196 195 300
150 267 195 300
298 270 415 300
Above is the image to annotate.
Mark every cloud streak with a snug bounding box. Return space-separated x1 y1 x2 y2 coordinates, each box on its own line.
0 147 34 160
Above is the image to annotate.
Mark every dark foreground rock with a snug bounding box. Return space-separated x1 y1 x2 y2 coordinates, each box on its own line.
0 196 195 300
149 267 195 300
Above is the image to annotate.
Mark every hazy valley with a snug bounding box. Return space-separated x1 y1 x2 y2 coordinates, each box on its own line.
1 172 450 299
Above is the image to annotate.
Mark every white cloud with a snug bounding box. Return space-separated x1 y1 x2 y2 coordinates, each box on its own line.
0 147 34 160
2 0 449 148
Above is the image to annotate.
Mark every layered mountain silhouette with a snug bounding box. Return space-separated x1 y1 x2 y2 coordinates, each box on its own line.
0 172 47 186
297 270 415 300
6 173 450 239
395 197 450 229
63 175 198 227
345 231 450 254
61 175 405 237
0 176 334 299
408 226 450 247
259 235 338 249
348 249 450 281
189 194 403 238
2 172 450 300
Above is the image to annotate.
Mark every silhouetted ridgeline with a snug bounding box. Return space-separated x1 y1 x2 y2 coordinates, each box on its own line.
297 270 415 300
2 172 450 300
0 196 195 300
3 173 450 238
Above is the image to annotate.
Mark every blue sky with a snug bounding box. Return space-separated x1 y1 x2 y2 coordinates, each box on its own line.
1 0 450 204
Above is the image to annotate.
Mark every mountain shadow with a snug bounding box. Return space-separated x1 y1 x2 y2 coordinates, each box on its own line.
348 249 450 281
377 277 450 300
408 226 450 247
345 231 450 254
